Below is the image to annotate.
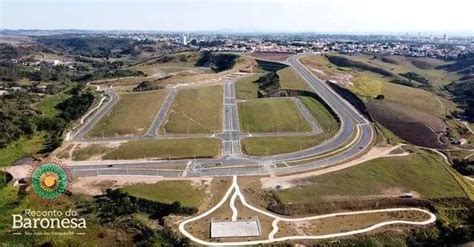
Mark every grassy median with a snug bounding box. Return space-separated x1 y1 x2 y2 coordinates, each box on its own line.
277 67 311 91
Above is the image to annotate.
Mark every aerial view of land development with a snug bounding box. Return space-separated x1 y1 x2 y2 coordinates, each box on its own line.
0 0 473 246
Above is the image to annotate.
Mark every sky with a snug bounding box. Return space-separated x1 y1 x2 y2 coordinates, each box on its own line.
1 0 473 34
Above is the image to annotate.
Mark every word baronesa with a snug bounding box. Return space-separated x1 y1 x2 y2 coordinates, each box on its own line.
12 209 86 229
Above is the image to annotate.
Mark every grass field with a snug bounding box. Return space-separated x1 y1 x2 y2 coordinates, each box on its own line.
102 138 221 160
72 144 114 161
277 67 312 91
122 181 205 208
162 85 223 134
0 134 45 167
239 98 311 133
338 54 460 88
300 55 447 117
274 150 467 204
36 91 71 117
241 135 328 156
235 73 261 100
87 89 168 137
241 96 340 155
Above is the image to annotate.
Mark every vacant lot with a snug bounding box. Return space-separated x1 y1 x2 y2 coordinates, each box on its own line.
72 144 115 161
367 100 446 148
162 85 223 134
274 150 466 204
122 181 205 208
276 210 430 238
235 73 261 100
239 98 311 133
241 96 340 156
277 67 311 91
87 89 168 137
103 138 221 160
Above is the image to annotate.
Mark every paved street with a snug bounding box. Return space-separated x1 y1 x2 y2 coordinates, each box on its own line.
69 54 374 177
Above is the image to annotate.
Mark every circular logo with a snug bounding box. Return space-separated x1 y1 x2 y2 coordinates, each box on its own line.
30 161 71 200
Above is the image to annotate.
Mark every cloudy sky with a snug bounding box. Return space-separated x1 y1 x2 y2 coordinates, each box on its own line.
1 0 473 34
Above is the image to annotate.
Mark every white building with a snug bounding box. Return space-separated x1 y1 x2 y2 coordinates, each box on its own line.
179 34 187 46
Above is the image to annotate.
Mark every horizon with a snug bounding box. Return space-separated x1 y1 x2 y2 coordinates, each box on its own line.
1 0 473 35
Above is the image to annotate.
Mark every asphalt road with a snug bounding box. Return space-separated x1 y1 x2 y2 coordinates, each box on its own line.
72 89 119 140
70 54 374 177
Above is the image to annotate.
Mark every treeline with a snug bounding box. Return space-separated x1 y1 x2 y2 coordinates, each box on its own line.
399 72 429 85
195 51 239 72
0 85 93 151
452 159 474 176
95 188 194 245
37 35 141 58
326 55 431 89
257 72 280 94
0 58 144 84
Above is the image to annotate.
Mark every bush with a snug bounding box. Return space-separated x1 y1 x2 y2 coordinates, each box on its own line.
195 52 239 72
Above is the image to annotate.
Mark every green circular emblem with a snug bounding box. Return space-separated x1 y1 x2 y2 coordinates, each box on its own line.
31 162 69 200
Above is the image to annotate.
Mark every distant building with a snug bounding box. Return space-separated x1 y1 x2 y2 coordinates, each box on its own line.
443 34 449 41
179 34 187 46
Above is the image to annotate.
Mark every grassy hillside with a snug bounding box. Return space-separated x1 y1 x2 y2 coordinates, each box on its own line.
274 149 467 204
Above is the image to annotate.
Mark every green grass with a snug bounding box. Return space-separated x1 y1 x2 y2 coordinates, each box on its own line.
274 150 467 204
162 85 223 134
299 96 339 133
87 89 168 137
277 67 311 91
300 55 449 117
36 91 71 117
339 54 460 88
72 144 114 161
103 138 221 160
238 98 311 133
235 73 261 100
122 181 205 208
241 96 340 156
0 134 45 167
241 135 328 156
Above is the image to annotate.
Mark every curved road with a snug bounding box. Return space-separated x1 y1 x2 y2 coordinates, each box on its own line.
178 176 436 246
70 54 374 177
